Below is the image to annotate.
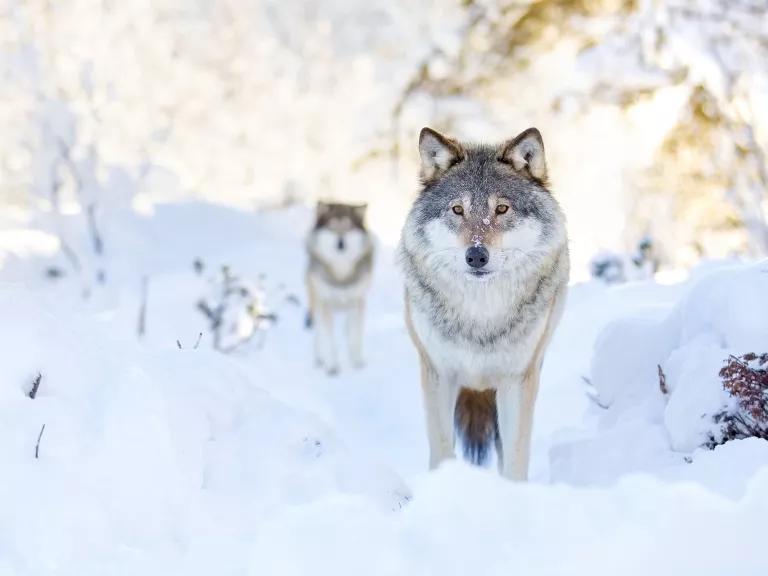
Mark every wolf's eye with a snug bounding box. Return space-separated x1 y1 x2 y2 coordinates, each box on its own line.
452 205 464 216
495 204 509 215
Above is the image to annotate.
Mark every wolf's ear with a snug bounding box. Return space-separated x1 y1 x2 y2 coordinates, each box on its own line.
419 127 464 182
499 128 547 183
316 201 331 214
315 201 332 222
351 203 367 223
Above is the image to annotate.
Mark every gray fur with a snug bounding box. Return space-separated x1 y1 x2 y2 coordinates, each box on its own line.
401 247 566 349
308 249 373 288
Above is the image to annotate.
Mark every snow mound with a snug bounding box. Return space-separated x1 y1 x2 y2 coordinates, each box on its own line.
591 261 768 451
251 462 768 576
0 285 407 574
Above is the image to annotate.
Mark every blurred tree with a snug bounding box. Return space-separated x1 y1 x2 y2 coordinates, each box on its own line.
0 0 766 270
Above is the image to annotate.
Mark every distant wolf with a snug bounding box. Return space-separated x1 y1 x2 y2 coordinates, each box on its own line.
306 202 373 375
399 127 569 480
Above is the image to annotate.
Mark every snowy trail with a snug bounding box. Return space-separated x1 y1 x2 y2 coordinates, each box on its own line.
231 231 428 478
225 211 593 482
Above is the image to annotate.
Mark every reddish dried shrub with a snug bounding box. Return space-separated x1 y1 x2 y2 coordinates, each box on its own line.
708 353 768 448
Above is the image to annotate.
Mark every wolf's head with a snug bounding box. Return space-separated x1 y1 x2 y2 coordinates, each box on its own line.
310 202 370 270
314 202 367 234
401 127 566 282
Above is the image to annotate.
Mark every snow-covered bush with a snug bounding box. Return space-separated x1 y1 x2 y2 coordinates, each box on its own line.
590 237 657 284
589 251 625 284
194 260 275 352
590 260 768 451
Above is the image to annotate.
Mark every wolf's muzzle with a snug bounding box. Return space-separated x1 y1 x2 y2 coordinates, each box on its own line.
465 245 489 269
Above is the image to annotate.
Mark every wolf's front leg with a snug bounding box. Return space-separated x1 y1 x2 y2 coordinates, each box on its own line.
420 360 457 469
314 303 339 375
496 377 538 481
346 298 366 369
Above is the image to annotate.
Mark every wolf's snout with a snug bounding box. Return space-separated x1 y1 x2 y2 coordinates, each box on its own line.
337 237 345 251
465 246 489 269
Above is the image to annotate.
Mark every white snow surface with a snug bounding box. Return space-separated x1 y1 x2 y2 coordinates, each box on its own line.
1 204 766 575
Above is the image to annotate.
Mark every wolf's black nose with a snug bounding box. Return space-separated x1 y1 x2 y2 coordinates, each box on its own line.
465 246 489 268
337 237 345 251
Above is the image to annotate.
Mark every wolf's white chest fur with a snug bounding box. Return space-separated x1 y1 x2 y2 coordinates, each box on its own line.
309 273 370 307
308 228 371 307
409 280 548 388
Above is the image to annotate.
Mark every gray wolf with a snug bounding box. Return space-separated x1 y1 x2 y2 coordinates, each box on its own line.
399 126 569 480
306 202 373 375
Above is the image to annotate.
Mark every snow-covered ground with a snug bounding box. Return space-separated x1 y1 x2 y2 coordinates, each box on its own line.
1 203 766 575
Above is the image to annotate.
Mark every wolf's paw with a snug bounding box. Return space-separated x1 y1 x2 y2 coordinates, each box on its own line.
325 365 340 377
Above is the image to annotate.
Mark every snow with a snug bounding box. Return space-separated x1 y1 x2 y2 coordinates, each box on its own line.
252 463 768 576
591 261 768 451
1 204 767 575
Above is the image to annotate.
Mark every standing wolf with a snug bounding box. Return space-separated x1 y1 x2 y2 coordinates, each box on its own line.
306 202 373 375
399 127 569 480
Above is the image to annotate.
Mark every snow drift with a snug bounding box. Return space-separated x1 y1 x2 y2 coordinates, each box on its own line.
591 261 768 451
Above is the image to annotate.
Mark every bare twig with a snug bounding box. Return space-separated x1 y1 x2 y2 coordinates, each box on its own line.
35 424 46 459
86 203 103 256
197 300 222 350
86 203 106 284
28 373 42 399
138 276 149 338
658 365 669 395
585 390 610 410
177 332 203 350
285 294 301 306
58 237 82 274
582 376 610 409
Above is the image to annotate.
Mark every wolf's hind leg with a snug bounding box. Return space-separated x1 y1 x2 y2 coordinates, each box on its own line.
314 302 339 375
305 275 316 330
346 298 366 369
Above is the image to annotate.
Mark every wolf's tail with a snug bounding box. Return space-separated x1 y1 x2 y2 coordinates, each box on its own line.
454 388 498 466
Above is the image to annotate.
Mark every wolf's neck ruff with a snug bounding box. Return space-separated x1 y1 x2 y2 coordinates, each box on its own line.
402 244 566 349
309 246 373 288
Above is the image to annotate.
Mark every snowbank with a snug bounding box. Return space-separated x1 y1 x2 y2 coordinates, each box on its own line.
0 285 407 575
252 462 768 576
591 260 768 450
